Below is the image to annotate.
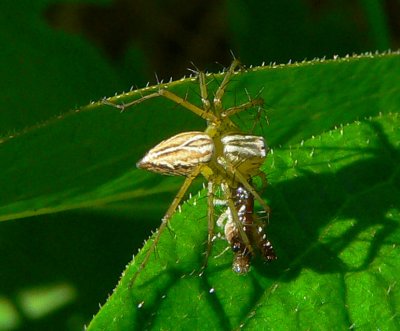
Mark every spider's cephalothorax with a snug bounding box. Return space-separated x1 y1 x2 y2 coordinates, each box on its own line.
221 183 277 274
105 60 276 286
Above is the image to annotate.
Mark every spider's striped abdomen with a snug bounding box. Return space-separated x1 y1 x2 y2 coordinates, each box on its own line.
137 131 214 176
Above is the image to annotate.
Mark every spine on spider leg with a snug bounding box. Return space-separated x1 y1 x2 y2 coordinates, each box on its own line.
225 182 276 274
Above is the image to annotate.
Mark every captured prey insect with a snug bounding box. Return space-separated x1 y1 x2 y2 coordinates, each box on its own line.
104 60 276 286
218 182 276 274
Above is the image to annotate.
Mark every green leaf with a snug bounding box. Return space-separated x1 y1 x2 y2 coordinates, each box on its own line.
86 111 400 330
1 53 400 330
0 0 126 134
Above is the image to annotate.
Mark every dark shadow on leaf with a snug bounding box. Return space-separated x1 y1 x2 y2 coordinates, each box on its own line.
263 120 399 280
90 119 399 330
132 267 182 330
200 273 235 331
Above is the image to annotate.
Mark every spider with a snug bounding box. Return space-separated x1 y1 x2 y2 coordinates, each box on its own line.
104 60 276 286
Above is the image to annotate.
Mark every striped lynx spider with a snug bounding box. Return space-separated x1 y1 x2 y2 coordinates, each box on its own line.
106 60 276 286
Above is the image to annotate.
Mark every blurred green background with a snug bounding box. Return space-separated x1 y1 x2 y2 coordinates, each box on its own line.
0 0 399 330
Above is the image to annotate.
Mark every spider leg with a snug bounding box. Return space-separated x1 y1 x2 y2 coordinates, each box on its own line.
102 92 162 111
238 175 270 215
213 60 241 111
104 89 218 123
250 103 269 133
221 183 253 255
129 165 202 288
221 98 264 119
198 71 211 112
200 181 216 275
258 171 269 193
225 163 271 215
